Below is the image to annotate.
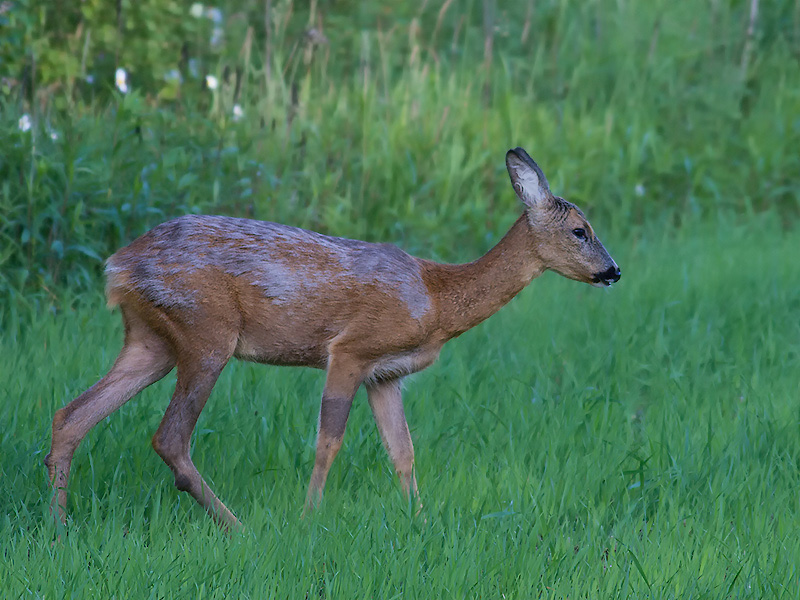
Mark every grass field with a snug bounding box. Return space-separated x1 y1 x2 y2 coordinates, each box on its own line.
2 214 799 598
3 0 800 597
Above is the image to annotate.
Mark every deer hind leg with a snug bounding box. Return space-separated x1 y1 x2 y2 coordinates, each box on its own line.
45 308 175 524
151 343 239 531
366 379 418 500
304 355 364 513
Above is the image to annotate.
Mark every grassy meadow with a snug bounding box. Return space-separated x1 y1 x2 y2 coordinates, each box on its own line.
3 217 800 597
2 0 800 598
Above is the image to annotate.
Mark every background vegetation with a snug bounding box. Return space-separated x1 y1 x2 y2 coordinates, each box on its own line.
2 0 799 311
1 0 799 597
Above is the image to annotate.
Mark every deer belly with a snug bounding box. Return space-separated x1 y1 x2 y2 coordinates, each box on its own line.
233 312 334 368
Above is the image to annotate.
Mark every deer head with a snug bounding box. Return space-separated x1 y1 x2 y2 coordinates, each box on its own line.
505 147 620 287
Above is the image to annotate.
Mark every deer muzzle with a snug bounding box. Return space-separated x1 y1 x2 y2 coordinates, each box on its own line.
592 265 621 287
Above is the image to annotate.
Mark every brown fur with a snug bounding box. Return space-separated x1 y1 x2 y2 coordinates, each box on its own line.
45 148 619 530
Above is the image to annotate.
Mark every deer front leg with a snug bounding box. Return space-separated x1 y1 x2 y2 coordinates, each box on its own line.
304 356 363 513
366 379 418 500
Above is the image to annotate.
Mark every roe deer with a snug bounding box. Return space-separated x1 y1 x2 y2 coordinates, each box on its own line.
45 148 620 530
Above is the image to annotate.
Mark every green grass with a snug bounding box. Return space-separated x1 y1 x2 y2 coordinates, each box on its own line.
2 214 799 598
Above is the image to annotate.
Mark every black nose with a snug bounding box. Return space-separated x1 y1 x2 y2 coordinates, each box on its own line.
594 265 621 284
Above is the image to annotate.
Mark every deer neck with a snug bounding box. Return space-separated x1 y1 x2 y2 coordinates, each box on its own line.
426 213 545 338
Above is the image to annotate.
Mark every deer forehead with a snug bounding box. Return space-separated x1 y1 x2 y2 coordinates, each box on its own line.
541 199 592 230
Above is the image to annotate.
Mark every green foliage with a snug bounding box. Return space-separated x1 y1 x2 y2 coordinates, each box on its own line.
1 0 799 309
2 219 799 597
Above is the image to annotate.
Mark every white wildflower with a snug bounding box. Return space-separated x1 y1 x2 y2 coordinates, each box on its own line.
115 68 129 94
232 104 244 121
205 7 223 23
634 183 645 197
50 130 59 141
18 114 32 132
189 3 204 18
205 74 219 90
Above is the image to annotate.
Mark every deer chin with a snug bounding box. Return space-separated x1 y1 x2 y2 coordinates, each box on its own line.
566 272 610 287
591 279 613 288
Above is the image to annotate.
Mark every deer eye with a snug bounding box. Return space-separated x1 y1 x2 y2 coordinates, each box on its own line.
572 228 587 240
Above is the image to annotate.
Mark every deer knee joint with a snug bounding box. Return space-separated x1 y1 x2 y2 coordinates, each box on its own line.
173 471 194 493
49 407 81 457
151 431 178 462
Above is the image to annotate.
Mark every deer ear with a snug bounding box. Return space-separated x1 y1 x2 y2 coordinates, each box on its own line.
505 147 552 209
